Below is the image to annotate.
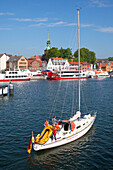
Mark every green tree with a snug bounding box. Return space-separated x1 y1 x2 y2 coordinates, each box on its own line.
108 57 113 61
42 47 72 61
59 48 72 59
74 48 96 64
42 47 60 61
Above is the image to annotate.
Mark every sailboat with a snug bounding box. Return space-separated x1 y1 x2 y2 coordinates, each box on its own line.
27 9 96 153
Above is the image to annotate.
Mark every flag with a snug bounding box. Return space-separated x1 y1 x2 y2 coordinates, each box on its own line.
27 132 33 154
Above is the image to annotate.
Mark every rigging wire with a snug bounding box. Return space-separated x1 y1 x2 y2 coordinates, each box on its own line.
73 81 78 115
49 80 62 119
71 81 75 117
60 80 69 120
81 84 89 114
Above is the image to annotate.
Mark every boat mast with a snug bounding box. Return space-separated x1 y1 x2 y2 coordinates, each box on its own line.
77 9 80 112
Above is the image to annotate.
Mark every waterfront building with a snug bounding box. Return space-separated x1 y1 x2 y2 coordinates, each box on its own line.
47 57 69 71
6 55 28 70
98 62 113 71
69 62 91 71
96 59 113 71
28 56 43 71
0 53 12 72
42 61 47 70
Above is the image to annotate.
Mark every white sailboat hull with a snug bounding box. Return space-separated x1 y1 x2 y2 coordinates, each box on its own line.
33 114 96 152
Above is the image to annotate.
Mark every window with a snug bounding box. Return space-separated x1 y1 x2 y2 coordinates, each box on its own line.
76 125 81 129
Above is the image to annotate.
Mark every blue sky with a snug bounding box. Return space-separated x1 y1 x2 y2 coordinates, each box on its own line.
0 0 113 59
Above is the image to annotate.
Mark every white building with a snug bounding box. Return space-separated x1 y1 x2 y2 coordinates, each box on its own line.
47 58 70 71
0 53 12 72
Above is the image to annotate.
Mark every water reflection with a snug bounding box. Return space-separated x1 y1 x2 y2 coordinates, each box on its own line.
27 126 96 169
0 95 9 101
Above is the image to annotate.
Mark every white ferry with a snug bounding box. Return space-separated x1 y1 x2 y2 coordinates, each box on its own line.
47 70 89 80
0 69 30 82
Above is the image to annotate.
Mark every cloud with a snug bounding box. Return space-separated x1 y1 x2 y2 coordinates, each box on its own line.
90 0 113 7
66 23 77 26
81 24 94 27
29 23 46 27
10 17 48 22
48 21 66 27
30 21 67 27
0 12 14 16
95 27 113 33
0 27 12 30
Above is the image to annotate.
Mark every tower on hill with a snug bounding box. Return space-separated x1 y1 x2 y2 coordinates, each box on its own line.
44 31 51 53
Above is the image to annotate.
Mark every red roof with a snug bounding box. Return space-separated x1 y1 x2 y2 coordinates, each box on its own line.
30 56 41 60
69 62 78 65
52 57 64 60
69 62 89 65
100 63 108 67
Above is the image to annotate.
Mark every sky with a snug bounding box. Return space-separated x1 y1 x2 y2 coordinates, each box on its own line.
0 0 113 59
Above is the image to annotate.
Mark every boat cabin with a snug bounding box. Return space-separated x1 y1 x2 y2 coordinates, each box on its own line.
58 120 75 132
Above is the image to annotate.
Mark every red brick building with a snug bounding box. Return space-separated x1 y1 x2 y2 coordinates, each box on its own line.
98 62 113 71
28 56 43 71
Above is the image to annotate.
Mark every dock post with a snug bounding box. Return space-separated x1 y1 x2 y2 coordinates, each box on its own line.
9 81 14 96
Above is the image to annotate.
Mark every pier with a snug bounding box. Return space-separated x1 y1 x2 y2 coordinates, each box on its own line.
0 85 8 96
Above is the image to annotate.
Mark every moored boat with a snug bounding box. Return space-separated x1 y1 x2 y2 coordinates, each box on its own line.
33 112 96 152
47 70 89 80
95 70 110 78
0 69 30 82
27 9 96 154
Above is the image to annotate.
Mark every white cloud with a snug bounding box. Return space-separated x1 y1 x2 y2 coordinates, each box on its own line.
30 21 67 27
81 24 94 27
0 12 14 16
10 17 48 22
0 27 12 30
29 23 46 27
66 23 77 26
90 0 113 7
48 21 66 27
95 27 113 33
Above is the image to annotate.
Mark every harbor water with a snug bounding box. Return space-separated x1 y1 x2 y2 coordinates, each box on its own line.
0 78 113 169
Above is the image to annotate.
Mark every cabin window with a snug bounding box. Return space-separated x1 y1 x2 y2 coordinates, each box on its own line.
76 125 81 129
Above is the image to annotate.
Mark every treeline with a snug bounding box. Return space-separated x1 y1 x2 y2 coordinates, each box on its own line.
42 47 96 64
108 57 113 61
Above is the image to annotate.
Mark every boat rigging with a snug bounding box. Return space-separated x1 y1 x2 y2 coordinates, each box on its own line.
27 9 96 154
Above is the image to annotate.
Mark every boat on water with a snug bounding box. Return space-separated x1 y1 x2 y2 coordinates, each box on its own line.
95 70 110 78
27 9 96 154
47 70 89 80
0 69 31 82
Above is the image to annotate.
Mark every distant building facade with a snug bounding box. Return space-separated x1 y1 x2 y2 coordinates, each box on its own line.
47 58 69 71
96 59 113 71
28 56 43 71
69 62 91 71
98 62 113 71
6 55 28 70
0 53 12 72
